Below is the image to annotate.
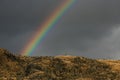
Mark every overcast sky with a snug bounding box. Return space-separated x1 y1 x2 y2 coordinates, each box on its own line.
1 0 120 59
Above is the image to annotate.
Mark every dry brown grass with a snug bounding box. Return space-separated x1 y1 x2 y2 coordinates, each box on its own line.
0 48 120 80
98 60 120 72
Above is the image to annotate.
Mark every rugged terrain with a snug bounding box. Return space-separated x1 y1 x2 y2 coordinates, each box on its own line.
0 48 120 80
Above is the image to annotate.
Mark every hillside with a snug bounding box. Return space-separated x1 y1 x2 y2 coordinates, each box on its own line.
0 48 120 80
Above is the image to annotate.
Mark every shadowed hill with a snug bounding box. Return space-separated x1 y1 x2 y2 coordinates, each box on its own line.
0 48 25 78
0 48 120 80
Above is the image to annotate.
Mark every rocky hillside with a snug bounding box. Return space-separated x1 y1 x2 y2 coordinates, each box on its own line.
0 48 120 80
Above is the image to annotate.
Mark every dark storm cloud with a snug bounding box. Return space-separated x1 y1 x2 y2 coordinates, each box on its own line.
51 0 120 48
46 0 120 44
0 0 62 35
35 0 120 58
74 0 120 23
1 0 120 59
0 0 63 52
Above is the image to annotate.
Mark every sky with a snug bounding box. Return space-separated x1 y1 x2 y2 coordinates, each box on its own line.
1 0 120 59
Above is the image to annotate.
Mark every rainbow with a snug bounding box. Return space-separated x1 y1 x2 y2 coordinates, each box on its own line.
21 0 75 56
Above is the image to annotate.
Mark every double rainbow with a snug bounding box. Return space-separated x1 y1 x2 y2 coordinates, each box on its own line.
21 0 75 56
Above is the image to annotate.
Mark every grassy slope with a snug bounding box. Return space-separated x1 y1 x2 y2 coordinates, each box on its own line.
0 48 120 80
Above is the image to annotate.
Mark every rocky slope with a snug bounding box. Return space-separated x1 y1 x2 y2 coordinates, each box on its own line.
0 48 120 80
